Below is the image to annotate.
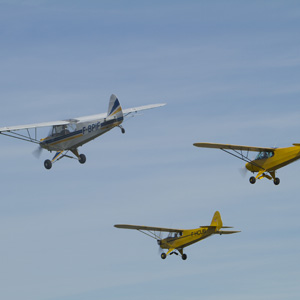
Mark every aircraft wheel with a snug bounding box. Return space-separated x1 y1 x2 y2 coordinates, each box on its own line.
274 177 280 185
249 176 256 184
121 128 125 134
161 253 166 260
44 159 52 170
79 154 86 164
182 254 187 260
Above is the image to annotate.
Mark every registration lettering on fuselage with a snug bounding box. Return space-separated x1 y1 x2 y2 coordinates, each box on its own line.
82 122 101 135
191 229 207 237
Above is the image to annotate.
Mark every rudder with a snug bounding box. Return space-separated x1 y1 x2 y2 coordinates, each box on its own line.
210 211 223 230
107 94 123 119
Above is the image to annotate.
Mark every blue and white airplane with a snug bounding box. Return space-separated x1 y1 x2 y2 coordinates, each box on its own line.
0 94 165 169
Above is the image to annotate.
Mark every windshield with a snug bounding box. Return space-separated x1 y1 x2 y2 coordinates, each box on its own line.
255 151 274 160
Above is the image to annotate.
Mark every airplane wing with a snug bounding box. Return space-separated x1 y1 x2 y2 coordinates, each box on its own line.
193 142 274 152
122 103 166 117
0 120 70 132
114 224 183 233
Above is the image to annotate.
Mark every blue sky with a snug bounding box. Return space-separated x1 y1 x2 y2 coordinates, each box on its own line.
1 1 300 299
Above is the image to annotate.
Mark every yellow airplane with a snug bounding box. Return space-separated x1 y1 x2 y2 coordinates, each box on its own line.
194 142 300 185
114 211 240 260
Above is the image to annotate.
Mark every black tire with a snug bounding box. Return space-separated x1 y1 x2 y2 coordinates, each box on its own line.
79 154 86 164
182 254 187 260
161 253 166 259
274 177 280 185
44 159 52 170
121 128 125 134
249 176 256 184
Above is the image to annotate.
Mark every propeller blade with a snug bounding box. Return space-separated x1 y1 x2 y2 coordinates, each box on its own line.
32 146 43 158
158 245 163 255
239 166 248 177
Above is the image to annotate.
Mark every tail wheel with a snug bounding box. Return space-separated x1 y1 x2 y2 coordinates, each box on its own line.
274 177 280 185
79 154 86 164
249 176 256 184
161 253 166 259
44 159 52 170
182 254 187 260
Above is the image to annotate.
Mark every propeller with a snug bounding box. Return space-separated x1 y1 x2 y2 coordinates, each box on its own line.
158 243 164 255
157 231 164 255
32 145 43 158
239 166 248 177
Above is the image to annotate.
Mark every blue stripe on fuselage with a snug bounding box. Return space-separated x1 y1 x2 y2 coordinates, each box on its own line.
43 129 83 145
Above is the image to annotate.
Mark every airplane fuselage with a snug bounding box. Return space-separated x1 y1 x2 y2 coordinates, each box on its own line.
160 227 216 250
40 115 123 152
245 146 300 173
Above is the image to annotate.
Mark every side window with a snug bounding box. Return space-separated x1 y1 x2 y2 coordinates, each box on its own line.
67 123 76 132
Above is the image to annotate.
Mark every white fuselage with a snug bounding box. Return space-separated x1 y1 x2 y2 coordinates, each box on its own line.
40 115 123 152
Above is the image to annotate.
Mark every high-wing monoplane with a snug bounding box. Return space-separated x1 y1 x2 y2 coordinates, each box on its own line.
115 211 239 260
0 94 165 169
194 142 300 185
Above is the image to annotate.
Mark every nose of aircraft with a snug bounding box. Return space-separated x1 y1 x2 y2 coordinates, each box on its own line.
245 162 252 171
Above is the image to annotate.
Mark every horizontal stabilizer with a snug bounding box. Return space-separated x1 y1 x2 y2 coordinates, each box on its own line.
122 103 166 116
216 230 241 234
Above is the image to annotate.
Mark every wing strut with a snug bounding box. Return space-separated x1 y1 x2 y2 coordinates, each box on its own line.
0 131 40 144
221 148 266 171
138 229 162 240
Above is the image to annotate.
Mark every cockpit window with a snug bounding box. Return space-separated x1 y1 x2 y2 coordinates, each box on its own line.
51 124 76 136
255 151 274 160
168 232 179 238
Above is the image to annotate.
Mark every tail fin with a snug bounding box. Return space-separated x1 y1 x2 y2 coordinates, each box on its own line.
107 94 123 119
210 211 223 230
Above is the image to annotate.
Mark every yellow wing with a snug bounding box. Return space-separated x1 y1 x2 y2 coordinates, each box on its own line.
193 142 274 152
114 224 183 233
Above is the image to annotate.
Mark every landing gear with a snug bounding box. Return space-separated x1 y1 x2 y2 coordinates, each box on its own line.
119 125 125 134
44 159 52 170
161 253 166 259
274 177 280 185
181 253 187 260
79 154 86 164
249 176 256 184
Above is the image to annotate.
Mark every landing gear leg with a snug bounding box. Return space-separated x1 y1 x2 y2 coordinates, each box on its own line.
178 248 187 260
270 171 280 185
71 149 86 164
118 125 125 134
